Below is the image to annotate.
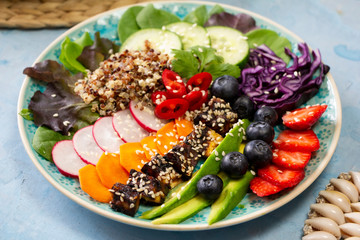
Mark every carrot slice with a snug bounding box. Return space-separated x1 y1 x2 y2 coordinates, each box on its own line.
140 135 160 160
79 164 112 203
119 142 148 172
156 121 179 155
96 152 129 188
175 118 194 140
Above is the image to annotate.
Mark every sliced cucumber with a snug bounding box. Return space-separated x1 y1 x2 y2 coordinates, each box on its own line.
166 22 210 50
120 28 182 56
206 26 249 66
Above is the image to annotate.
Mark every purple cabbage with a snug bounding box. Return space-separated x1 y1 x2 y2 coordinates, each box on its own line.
239 43 329 115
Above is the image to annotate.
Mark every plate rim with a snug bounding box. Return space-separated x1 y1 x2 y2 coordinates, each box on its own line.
17 0 342 231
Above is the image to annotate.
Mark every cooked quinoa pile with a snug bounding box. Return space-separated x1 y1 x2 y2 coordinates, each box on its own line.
74 41 171 116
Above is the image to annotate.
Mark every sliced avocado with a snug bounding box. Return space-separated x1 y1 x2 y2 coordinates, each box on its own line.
152 195 212 225
140 119 250 220
207 170 255 225
164 181 186 202
152 172 229 225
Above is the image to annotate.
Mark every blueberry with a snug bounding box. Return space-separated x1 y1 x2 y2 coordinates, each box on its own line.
232 95 255 119
254 106 278 126
197 174 223 200
210 75 239 102
220 152 249 178
244 140 272 169
246 121 275 144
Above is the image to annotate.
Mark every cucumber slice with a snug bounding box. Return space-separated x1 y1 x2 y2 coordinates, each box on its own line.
166 22 210 50
206 26 249 66
120 28 182 56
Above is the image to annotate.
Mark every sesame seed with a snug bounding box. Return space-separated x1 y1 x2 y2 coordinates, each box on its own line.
63 120 70 126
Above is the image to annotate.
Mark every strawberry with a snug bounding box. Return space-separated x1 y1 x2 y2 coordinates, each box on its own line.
272 149 312 170
250 177 284 197
282 104 327 130
273 129 320 152
257 164 305 188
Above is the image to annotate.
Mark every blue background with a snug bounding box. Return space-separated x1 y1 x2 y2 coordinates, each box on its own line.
1 0 359 239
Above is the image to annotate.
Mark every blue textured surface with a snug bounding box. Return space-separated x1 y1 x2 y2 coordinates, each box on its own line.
1 0 359 239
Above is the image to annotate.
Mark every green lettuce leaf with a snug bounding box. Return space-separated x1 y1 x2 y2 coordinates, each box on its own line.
183 5 208 26
32 126 73 161
19 109 33 121
208 4 225 17
136 4 180 29
118 6 144 43
59 32 93 73
246 28 292 63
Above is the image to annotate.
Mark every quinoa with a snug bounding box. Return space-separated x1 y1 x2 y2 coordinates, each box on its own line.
74 41 171 116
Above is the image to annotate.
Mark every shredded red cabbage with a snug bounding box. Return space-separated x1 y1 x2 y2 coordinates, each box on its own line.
239 43 329 115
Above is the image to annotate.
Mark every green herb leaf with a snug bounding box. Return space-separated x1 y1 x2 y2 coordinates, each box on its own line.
171 46 240 80
32 126 73 161
118 6 144 43
171 49 200 79
183 5 208 26
19 109 33 121
191 46 223 72
205 62 241 79
246 28 292 63
136 4 180 29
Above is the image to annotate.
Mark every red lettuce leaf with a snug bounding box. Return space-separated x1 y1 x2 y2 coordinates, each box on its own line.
23 59 83 87
77 32 120 71
28 82 98 135
204 12 258 34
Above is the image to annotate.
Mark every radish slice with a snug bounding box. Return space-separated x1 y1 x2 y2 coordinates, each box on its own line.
112 109 149 142
73 125 104 165
93 116 124 153
129 100 168 132
52 140 87 178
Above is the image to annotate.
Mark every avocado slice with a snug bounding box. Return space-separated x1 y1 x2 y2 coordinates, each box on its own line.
151 172 230 225
140 119 250 220
207 170 255 225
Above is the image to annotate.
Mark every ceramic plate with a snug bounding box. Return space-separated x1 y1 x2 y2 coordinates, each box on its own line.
17 1 342 231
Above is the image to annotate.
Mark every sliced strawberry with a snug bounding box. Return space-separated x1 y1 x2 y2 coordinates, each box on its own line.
273 129 320 152
250 177 284 197
257 164 305 188
272 149 312 170
282 104 327 130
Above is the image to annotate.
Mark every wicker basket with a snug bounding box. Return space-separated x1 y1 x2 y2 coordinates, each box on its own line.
0 0 165 29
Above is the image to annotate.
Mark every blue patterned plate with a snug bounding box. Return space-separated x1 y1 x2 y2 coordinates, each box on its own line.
17 1 342 230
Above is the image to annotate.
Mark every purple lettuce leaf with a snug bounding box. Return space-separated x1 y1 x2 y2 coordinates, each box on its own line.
23 59 83 87
28 81 99 135
204 12 258 34
77 32 120 71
